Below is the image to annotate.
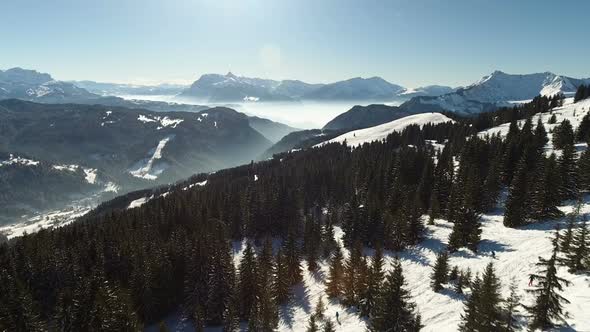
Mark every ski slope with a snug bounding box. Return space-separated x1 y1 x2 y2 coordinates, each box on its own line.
318 112 454 148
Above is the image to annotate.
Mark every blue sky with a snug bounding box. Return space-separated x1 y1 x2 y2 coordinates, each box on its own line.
1 0 589 87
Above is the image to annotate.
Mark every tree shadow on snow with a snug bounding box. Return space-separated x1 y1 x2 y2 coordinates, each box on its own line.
477 239 513 255
437 287 466 302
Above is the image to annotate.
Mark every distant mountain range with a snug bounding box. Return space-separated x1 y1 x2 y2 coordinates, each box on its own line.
177 72 453 102
72 80 188 96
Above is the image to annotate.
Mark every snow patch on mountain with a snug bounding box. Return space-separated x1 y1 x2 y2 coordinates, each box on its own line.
129 136 174 180
138 114 184 129
319 113 454 148
0 154 40 167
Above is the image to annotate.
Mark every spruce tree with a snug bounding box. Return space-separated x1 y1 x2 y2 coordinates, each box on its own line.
459 263 503 331
431 250 449 292
369 257 421 332
314 296 326 322
530 154 563 220
552 119 575 150
360 246 384 317
577 149 590 192
504 159 529 227
558 140 578 200
502 278 521 332
238 241 258 320
342 242 364 306
526 231 571 330
576 113 590 142
564 220 589 273
325 246 344 299
323 319 336 332
448 204 481 253
307 314 319 332
274 247 291 305
283 232 303 286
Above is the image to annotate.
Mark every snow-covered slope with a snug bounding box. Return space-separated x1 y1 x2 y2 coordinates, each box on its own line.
409 71 590 115
479 97 590 154
319 112 454 147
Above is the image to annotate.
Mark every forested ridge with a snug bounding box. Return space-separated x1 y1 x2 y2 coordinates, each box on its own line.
1 92 590 331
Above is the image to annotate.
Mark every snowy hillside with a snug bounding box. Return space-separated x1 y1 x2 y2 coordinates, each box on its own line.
319 112 454 147
410 71 590 115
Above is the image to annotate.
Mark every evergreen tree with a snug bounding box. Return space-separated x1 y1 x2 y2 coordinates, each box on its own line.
307 314 319 332
283 232 303 286
577 149 590 192
360 246 384 317
238 241 258 320
369 257 421 332
558 140 578 200
274 247 291 305
530 154 563 220
431 250 449 292
552 119 575 150
526 231 571 330
459 263 503 331
448 204 481 253
314 296 326 322
323 319 336 332
564 220 589 273
576 113 590 142
502 278 521 332
342 242 364 306
325 246 344 299
504 159 529 227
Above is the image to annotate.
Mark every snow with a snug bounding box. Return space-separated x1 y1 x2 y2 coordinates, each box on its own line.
254 174 259 181
182 179 208 191
0 206 92 239
0 154 40 167
318 113 454 148
52 164 79 172
138 114 184 129
479 98 590 156
127 196 152 209
129 136 173 180
104 182 119 193
83 168 98 184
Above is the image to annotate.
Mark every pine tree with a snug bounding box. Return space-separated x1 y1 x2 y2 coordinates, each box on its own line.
448 204 481 253
576 113 590 142
504 159 529 227
553 119 575 150
526 230 571 330
530 154 563 220
459 263 503 331
558 140 578 200
283 232 303 286
502 278 521 332
314 296 326 321
431 250 449 292
577 149 590 192
274 247 291 305
238 241 258 320
323 319 336 332
564 220 589 273
342 242 364 306
368 257 421 332
307 314 319 332
360 246 384 317
325 246 344 299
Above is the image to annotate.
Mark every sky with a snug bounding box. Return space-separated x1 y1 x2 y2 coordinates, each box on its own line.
1 0 589 88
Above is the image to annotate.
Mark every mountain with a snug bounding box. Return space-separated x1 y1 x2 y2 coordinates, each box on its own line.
398 85 456 98
179 72 409 102
0 99 272 223
247 116 300 143
408 71 590 115
72 80 188 96
179 72 293 102
322 104 417 130
0 67 211 113
258 128 345 159
0 67 99 103
302 76 404 101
